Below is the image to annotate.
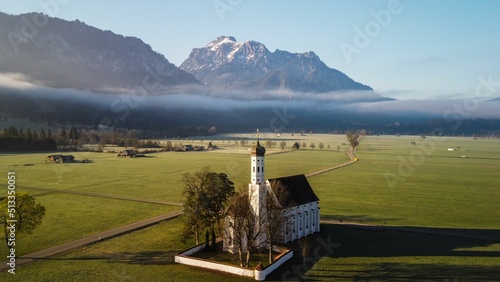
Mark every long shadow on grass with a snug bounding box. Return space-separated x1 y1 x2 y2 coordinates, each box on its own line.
103 251 175 265
322 214 400 224
304 263 500 281
267 224 500 281
35 251 176 265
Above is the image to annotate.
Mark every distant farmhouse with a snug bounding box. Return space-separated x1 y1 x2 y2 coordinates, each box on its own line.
46 154 75 163
116 149 137 157
180 144 205 152
223 135 320 253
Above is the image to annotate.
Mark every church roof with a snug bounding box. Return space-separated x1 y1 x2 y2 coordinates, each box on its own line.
267 174 319 209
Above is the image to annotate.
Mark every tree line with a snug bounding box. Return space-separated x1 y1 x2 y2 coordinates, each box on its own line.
0 126 57 151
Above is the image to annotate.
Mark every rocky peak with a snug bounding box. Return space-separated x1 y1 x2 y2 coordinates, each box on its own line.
180 36 375 94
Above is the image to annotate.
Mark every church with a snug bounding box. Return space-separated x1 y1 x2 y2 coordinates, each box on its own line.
223 135 320 254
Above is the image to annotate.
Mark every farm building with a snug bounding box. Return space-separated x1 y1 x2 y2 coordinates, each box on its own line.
181 145 194 151
47 155 75 163
223 136 320 254
116 150 137 157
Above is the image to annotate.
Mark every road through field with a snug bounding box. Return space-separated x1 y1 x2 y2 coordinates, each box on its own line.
0 210 183 271
305 145 358 178
15 185 183 206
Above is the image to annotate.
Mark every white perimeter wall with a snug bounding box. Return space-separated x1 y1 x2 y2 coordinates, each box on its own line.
175 242 293 281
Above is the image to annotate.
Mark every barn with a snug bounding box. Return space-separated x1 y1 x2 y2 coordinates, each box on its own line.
47 155 75 163
116 150 137 157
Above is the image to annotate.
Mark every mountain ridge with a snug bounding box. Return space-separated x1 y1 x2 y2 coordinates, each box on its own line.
0 12 200 94
0 13 389 102
180 36 385 99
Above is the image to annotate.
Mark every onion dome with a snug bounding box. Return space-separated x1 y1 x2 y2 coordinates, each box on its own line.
252 140 266 156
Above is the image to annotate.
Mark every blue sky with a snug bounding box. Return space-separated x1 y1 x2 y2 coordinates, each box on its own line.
1 0 499 100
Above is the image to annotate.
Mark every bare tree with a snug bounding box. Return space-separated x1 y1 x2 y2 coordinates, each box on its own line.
240 139 248 147
225 192 263 267
298 237 311 262
346 131 360 148
279 141 287 150
301 142 307 149
263 180 289 264
266 139 273 148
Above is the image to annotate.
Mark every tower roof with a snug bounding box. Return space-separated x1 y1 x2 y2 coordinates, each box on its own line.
251 128 266 156
251 140 266 156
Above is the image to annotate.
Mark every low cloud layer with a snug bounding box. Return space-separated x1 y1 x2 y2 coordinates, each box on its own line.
1 79 499 123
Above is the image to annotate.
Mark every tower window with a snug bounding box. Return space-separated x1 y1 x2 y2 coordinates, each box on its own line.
253 167 255 172
257 167 260 172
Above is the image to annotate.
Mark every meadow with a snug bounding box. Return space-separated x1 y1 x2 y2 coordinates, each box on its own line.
0 134 350 258
0 134 499 280
311 135 500 229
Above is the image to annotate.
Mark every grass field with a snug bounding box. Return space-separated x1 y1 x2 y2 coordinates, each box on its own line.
0 217 252 282
270 223 500 281
0 134 499 280
2 219 498 281
310 135 500 229
0 135 350 258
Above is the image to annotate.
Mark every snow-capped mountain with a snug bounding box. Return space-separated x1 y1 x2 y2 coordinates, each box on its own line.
0 12 199 94
180 36 376 94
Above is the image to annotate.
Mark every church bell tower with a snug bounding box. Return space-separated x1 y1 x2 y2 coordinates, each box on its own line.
249 129 267 246
249 129 266 215
251 129 266 185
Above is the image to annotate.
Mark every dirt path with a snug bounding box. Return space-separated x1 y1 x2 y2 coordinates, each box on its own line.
0 210 183 271
305 145 358 178
6 185 183 206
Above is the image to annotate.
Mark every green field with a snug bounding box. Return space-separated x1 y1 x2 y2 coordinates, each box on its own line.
0 134 499 280
311 135 500 229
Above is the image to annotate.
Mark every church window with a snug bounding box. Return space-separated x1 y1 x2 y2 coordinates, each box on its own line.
257 167 260 172
253 167 255 172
